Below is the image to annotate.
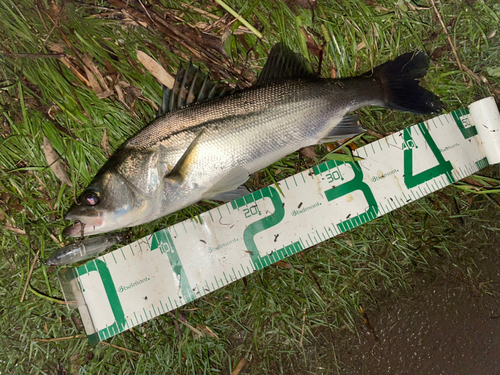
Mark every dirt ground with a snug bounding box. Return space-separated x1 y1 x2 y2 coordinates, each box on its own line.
335 214 500 374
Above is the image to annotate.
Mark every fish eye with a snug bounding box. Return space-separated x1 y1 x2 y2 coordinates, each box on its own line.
82 192 99 206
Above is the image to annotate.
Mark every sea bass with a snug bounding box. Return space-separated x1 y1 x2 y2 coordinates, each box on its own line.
64 44 441 237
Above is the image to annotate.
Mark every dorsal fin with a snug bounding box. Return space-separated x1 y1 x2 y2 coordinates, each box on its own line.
255 43 316 86
157 62 233 117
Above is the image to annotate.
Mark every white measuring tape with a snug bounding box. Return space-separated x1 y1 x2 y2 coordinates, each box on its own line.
59 97 500 344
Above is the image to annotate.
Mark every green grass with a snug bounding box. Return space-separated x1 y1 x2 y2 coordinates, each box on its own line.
1 0 500 374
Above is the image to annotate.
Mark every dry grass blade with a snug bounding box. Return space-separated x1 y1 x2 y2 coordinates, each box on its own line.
34 334 85 342
196 324 220 340
20 249 40 303
107 0 253 86
4 222 26 234
100 341 144 355
168 312 203 338
42 135 72 186
136 50 175 89
300 307 307 347
59 56 90 86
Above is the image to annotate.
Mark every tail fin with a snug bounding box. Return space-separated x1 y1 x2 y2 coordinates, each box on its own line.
369 51 442 115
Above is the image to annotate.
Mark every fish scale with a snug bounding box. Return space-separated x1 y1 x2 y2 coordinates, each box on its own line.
58 97 500 344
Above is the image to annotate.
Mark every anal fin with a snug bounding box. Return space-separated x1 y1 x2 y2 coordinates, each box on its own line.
318 115 365 144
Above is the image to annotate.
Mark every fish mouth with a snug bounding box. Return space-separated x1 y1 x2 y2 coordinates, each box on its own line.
63 216 104 237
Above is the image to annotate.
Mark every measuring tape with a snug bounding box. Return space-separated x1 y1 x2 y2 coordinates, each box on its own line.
59 97 500 344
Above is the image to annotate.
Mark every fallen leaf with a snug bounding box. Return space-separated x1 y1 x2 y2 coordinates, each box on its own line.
124 85 142 106
136 50 175 89
100 129 111 158
300 146 317 160
299 28 323 59
47 41 65 54
84 66 102 95
42 135 72 186
96 89 114 99
114 81 131 108
330 66 337 79
48 0 61 19
274 260 292 269
81 53 110 92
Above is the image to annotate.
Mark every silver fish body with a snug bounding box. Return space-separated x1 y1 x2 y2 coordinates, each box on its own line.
46 233 125 265
64 48 441 236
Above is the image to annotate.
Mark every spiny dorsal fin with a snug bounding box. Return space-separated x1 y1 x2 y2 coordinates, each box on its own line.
255 43 316 86
157 62 233 117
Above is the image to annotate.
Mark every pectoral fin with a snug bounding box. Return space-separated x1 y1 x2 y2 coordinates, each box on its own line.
166 129 205 182
202 167 250 200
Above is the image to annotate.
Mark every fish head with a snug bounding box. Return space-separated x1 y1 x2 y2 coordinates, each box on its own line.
64 149 162 237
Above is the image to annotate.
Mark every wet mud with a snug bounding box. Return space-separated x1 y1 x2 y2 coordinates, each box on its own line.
337 230 500 374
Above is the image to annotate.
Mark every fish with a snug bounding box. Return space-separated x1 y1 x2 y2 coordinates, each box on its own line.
63 44 442 237
45 233 125 266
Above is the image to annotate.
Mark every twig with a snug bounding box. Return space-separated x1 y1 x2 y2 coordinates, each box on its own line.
429 0 463 69
20 249 40 303
0 52 65 59
231 358 248 375
100 341 144 355
34 334 85 342
213 0 262 39
4 222 26 235
359 305 379 342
